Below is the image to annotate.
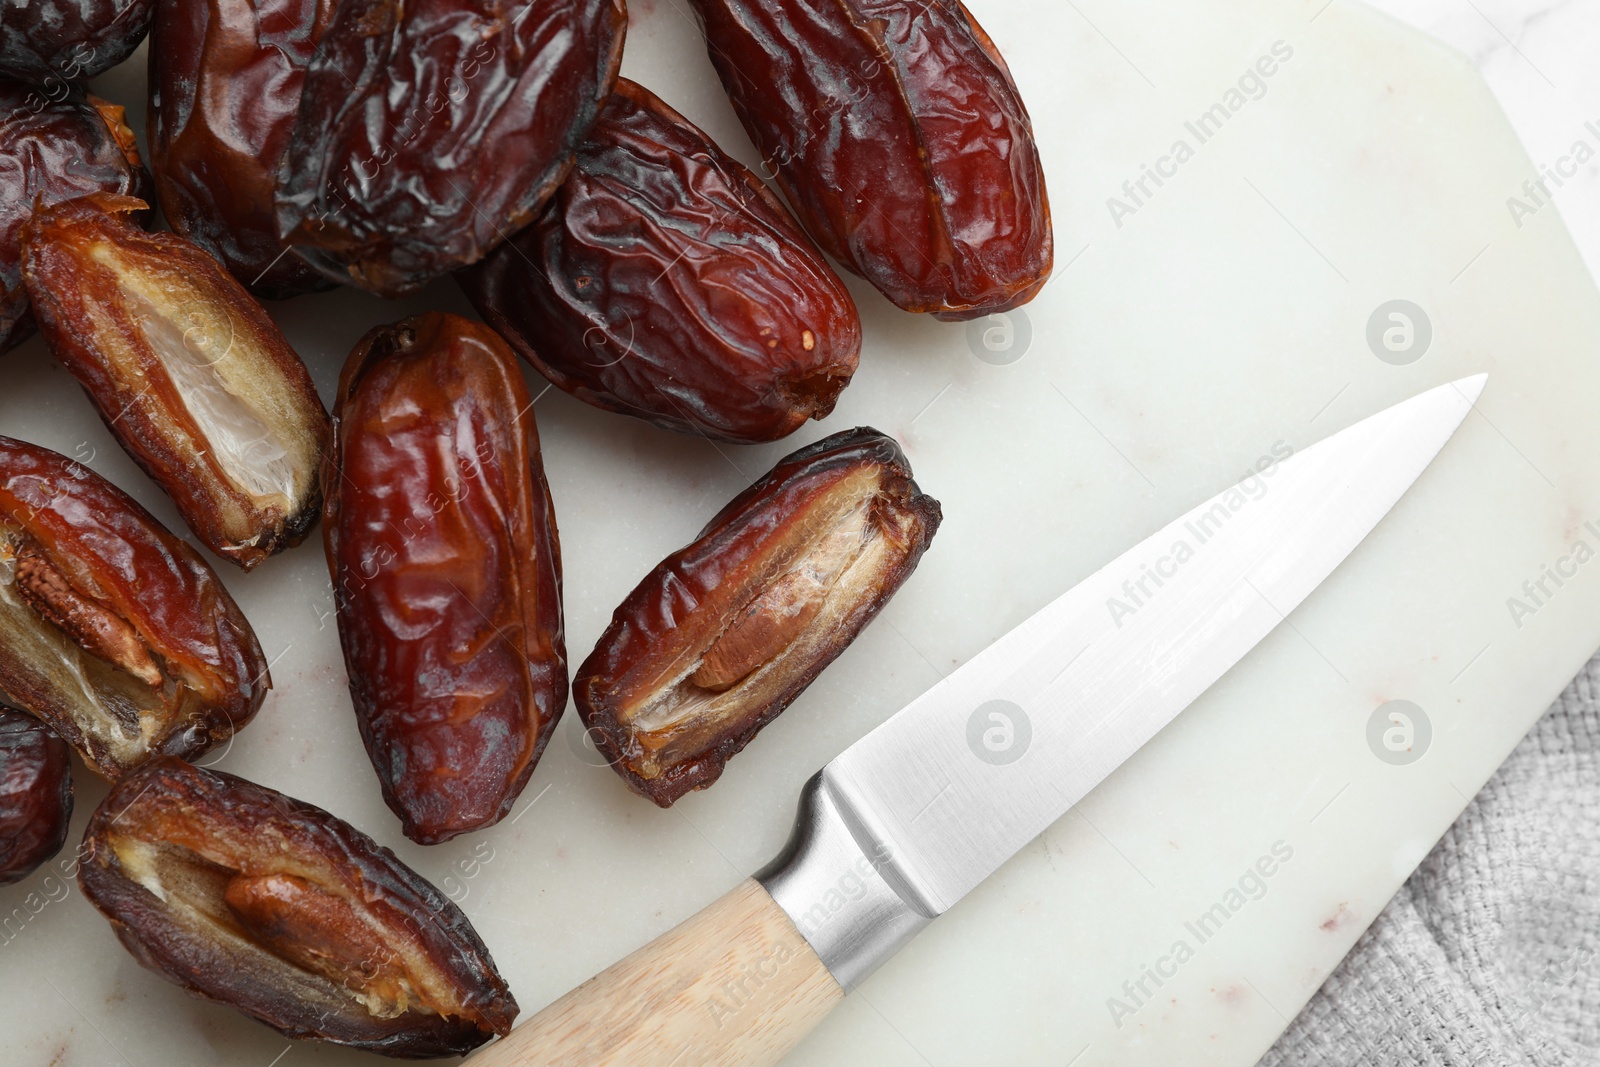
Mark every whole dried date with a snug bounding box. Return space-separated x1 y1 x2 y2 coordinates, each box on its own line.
0 82 148 353
460 78 861 445
79 757 517 1055
689 0 1053 320
147 0 338 298
576 427 940 805
0 0 155 83
0 707 72 887
0 436 267 778
325 313 566 844
275 0 627 297
22 193 331 569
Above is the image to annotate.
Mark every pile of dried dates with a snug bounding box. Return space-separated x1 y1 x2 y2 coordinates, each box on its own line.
0 0 1047 1054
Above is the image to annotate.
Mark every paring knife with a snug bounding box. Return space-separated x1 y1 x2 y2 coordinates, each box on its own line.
469 374 1487 1067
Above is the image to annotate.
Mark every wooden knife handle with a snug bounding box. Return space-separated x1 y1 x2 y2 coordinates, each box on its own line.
467 878 844 1067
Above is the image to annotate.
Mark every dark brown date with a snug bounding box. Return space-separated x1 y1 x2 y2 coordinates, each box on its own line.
79 757 518 1056
275 0 627 297
0 706 72 887
0 82 149 353
0 0 154 83
460 78 861 445
689 0 1053 320
325 313 566 844
0 436 268 778
147 0 338 298
576 427 940 805
22 193 331 570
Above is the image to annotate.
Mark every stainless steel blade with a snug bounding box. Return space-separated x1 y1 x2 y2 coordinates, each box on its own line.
822 374 1485 918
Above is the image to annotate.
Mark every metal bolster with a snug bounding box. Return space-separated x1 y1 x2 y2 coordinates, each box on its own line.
756 771 936 991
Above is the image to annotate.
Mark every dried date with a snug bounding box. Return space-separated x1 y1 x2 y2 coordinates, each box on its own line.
275 0 627 297
79 757 517 1056
147 0 338 298
0 82 149 353
22 193 331 570
576 427 940 805
0 0 154 84
325 312 566 844
689 0 1053 320
460 78 861 444
0 707 72 887
0 436 267 778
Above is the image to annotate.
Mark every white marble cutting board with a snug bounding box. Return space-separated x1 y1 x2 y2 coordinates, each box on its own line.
3 0 1599 1064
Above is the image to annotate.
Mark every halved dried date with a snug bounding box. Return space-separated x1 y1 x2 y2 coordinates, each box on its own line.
22 193 331 569
690 0 1053 320
0 706 72 887
79 757 518 1056
0 82 149 353
147 0 338 298
460 78 861 444
275 0 627 297
0 436 267 778
0 0 155 83
325 313 566 844
576 427 940 805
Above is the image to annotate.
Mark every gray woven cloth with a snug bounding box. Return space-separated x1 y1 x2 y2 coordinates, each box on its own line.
1260 654 1600 1066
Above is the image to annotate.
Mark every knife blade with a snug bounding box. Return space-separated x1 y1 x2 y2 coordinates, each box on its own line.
821 373 1486 922
469 373 1484 1067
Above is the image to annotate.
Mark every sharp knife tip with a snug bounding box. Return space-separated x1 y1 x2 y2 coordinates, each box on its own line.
1449 372 1488 405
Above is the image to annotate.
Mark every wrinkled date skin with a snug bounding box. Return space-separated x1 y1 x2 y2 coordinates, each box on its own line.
22 194 332 570
0 82 149 353
0 0 154 83
460 78 861 445
275 0 627 297
0 437 268 779
325 313 566 844
147 0 338 298
690 0 1053 320
79 758 518 1056
577 427 940 805
0 706 72 886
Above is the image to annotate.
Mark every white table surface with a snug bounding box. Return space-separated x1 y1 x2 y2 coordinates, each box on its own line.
4 2 1600 1066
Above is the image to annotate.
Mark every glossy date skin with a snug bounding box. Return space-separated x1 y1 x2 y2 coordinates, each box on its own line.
0 0 154 83
0 707 72 887
79 758 518 1056
577 427 940 805
22 194 331 570
325 313 566 844
690 0 1053 320
0 82 149 353
460 78 861 445
0 437 268 779
275 0 627 297
147 0 338 298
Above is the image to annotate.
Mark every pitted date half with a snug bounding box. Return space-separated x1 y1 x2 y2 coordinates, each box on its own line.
22 194 331 570
0 437 267 779
576 427 940 805
79 758 518 1056
325 313 566 844
0 706 72 887
460 78 861 445
275 0 627 297
147 0 338 299
0 0 154 83
690 0 1053 320
0 82 149 353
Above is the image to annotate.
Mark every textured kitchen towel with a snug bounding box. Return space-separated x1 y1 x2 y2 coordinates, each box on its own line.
1259 653 1600 1066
